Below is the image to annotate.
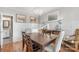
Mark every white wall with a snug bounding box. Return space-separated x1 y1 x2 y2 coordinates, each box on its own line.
60 8 79 36
40 7 79 36
0 8 38 45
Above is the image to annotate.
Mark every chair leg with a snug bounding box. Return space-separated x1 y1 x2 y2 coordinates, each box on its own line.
25 45 28 52
22 40 25 50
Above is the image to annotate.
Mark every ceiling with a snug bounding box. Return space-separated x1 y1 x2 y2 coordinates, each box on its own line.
0 7 60 16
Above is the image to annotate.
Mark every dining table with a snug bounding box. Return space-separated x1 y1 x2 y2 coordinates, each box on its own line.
26 33 58 51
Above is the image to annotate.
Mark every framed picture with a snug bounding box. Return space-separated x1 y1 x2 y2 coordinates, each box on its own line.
48 14 57 21
30 16 36 23
3 20 9 28
48 11 59 21
16 14 26 23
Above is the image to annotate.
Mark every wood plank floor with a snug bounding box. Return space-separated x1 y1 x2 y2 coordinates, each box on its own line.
0 40 75 52
1 41 23 52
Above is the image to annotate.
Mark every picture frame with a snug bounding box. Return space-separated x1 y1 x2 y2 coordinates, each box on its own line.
48 14 57 21
48 11 59 21
3 20 9 28
16 14 26 23
30 16 36 23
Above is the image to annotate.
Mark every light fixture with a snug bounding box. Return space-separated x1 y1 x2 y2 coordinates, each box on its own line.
33 8 44 16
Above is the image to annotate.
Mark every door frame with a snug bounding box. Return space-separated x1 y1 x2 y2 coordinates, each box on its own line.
2 15 13 44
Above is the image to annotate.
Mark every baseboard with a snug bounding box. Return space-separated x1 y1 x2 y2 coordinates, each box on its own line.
13 38 22 43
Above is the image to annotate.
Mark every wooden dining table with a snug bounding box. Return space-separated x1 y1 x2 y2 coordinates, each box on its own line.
27 33 58 51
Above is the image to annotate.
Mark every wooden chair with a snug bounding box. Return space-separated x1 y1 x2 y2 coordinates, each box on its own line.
22 32 31 51
75 29 79 49
22 32 33 52
61 29 79 52
25 37 33 52
22 32 41 52
22 32 26 50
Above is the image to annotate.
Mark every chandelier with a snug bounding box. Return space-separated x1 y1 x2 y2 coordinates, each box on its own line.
33 8 44 16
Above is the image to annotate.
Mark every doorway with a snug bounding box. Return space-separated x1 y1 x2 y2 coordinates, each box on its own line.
3 15 13 45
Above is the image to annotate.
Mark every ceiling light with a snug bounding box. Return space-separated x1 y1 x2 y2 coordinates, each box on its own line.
33 8 44 16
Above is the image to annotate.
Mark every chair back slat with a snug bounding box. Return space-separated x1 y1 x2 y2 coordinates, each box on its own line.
22 32 26 50
25 38 33 52
22 32 33 52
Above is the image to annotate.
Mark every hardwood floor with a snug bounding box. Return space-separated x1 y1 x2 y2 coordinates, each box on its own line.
0 40 76 52
1 41 22 52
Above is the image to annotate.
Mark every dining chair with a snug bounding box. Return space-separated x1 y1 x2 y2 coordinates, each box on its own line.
44 30 65 52
22 32 26 50
22 32 30 50
25 37 33 52
75 29 79 49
